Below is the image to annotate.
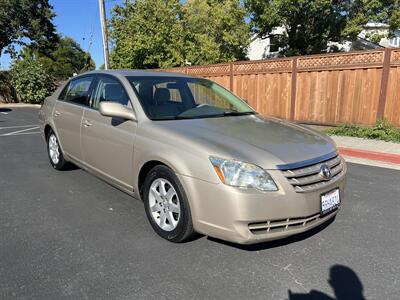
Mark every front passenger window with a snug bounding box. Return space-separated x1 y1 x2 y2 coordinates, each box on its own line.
91 76 130 109
65 77 93 105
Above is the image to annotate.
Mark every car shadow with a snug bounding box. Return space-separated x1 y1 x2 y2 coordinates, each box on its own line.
0 108 12 113
183 232 204 243
61 163 80 171
288 264 366 300
207 216 335 251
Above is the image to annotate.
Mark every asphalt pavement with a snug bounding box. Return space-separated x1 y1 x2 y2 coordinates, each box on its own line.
1 107 399 299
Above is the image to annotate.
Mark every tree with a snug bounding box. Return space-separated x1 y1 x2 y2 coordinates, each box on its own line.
245 0 349 56
18 36 95 81
10 60 55 104
0 0 57 59
245 0 400 56
0 71 15 103
182 0 250 65
44 36 95 79
343 0 400 41
109 0 250 69
110 0 185 69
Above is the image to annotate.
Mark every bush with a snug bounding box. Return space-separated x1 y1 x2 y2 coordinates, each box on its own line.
10 60 55 104
325 119 400 143
0 71 15 103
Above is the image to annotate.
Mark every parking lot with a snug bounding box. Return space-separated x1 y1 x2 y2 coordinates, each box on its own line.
1 107 399 299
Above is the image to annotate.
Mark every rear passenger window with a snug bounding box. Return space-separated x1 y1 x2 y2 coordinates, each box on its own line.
64 76 94 105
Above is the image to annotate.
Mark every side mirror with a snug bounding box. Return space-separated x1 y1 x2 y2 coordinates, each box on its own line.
99 102 137 121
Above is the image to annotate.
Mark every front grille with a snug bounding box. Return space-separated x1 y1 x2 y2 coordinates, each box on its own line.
281 154 345 193
248 213 320 235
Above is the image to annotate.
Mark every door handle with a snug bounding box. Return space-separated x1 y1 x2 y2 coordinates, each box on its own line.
54 110 61 117
83 120 92 127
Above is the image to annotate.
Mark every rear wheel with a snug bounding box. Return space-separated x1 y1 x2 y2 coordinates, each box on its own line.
143 165 194 242
47 129 67 170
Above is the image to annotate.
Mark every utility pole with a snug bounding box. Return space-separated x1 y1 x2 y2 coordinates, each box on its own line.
99 0 110 70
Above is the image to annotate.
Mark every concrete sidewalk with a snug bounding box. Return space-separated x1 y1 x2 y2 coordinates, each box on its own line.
0 103 41 108
330 135 400 170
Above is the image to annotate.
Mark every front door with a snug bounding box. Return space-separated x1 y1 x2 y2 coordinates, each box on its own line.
81 75 137 190
53 76 95 161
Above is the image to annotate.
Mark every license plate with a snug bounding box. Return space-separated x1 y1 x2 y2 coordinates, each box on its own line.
321 188 340 214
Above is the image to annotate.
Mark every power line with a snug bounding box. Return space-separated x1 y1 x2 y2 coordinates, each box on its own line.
87 3 98 54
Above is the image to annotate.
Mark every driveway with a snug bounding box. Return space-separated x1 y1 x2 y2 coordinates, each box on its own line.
1 107 399 299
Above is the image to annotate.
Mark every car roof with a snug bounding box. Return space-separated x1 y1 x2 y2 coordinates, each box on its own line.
81 69 192 78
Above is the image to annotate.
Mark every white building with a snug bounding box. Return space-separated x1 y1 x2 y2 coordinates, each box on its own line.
247 23 400 60
361 22 400 48
247 27 285 60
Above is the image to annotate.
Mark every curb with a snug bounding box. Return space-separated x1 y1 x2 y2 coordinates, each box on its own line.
0 103 41 108
338 147 400 165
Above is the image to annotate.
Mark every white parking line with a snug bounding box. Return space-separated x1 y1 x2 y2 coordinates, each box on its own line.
0 124 39 130
0 126 39 136
0 112 8 115
0 131 41 136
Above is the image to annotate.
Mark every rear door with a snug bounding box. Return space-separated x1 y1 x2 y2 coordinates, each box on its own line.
53 75 95 161
81 75 137 189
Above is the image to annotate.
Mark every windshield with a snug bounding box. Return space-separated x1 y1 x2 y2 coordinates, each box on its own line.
126 76 255 120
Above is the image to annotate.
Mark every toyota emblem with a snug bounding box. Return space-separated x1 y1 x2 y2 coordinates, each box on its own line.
319 164 332 180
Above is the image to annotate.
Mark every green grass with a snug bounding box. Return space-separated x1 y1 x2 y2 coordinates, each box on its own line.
325 119 400 143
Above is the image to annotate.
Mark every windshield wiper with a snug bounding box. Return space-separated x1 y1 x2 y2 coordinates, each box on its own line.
151 111 256 121
223 111 257 116
151 115 194 120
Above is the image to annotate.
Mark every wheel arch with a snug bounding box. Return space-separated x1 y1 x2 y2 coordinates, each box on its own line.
137 160 171 200
43 123 66 155
44 124 53 140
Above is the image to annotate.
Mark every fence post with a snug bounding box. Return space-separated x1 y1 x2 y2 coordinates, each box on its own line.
229 62 234 91
377 48 391 120
290 57 298 121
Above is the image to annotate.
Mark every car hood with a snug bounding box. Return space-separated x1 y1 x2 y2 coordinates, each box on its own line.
152 114 336 169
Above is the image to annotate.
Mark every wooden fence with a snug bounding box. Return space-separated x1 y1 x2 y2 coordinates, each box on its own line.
158 49 400 127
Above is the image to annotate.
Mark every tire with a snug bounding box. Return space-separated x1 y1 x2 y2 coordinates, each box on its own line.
143 165 195 243
46 129 68 170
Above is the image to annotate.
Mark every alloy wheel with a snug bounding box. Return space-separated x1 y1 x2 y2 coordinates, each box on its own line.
48 134 60 165
148 178 181 231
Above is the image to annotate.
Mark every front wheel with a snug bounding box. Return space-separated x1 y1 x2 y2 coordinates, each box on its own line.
143 165 195 243
47 130 68 170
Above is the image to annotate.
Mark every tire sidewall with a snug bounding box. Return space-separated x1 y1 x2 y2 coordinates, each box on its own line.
143 165 192 242
47 130 65 170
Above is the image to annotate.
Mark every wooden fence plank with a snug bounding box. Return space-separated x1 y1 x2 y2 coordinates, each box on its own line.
377 49 392 119
290 57 297 120
384 66 400 126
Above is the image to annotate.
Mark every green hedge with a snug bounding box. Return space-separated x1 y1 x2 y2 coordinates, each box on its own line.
325 119 400 143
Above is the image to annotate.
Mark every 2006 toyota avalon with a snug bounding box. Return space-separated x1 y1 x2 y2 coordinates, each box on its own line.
38 70 347 244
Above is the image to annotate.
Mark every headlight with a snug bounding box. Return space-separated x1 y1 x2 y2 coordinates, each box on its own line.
209 156 278 191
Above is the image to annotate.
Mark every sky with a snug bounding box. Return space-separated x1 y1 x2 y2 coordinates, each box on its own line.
0 0 123 70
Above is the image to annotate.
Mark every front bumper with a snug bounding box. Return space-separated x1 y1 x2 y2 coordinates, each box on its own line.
177 162 347 245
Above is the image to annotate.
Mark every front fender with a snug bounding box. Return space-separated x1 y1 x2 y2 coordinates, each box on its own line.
133 133 220 193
